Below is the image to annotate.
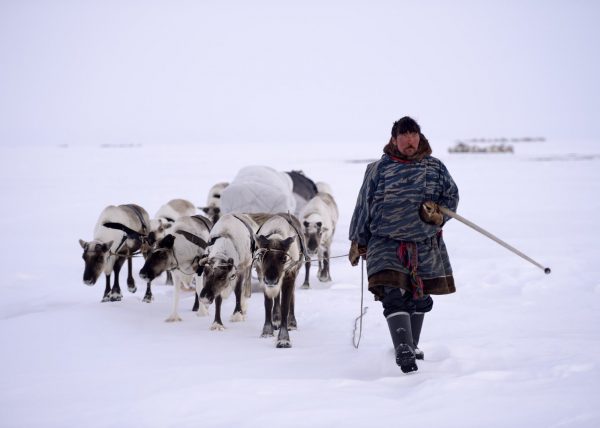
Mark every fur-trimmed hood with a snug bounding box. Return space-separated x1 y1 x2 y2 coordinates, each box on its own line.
383 133 432 162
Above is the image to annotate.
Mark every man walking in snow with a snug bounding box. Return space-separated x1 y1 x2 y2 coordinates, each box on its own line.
349 116 459 373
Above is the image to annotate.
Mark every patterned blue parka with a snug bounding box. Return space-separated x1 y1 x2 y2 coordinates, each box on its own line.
349 136 459 299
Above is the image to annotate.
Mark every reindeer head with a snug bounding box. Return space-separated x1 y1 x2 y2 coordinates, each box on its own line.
79 239 113 285
139 234 176 281
147 219 173 249
302 213 328 256
200 206 221 225
197 256 237 305
254 235 295 288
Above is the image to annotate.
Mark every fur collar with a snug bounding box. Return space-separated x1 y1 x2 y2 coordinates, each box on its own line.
383 133 432 162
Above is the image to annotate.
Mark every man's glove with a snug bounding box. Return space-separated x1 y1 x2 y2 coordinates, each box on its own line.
349 241 367 266
419 201 444 226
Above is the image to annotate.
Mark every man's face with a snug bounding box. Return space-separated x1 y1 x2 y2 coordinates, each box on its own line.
394 132 420 156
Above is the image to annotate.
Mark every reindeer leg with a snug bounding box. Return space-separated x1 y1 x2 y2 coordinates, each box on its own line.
301 260 311 289
110 257 125 301
242 267 252 313
126 256 137 293
194 275 209 317
102 274 111 302
210 295 225 330
143 281 153 303
276 275 294 348
230 274 245 322
243 268 252 300
288 288 297 330
318 247 332 282
261 293 274 337
165 271 174 286
272 292 281 330
192 291 200 312
165 278 182 322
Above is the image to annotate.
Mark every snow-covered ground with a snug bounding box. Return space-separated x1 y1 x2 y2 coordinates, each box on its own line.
0 139 599 427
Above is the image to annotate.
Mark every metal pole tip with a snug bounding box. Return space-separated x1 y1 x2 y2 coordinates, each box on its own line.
544 267 551 274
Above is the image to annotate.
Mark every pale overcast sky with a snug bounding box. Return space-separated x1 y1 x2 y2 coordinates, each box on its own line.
1 0 599 146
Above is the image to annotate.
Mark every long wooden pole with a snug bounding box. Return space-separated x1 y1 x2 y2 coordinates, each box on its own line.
439 206 551 274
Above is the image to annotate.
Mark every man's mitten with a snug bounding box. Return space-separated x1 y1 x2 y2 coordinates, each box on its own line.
349 241 367 266
419 201 444 226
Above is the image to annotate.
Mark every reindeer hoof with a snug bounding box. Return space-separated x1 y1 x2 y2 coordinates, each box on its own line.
210 322 225 331
101 296 111 303
165 315 182 322
301 283 310 289
142 295 153 303
195 304 209 317
261 326 274 337
128 286 137 293
318 273 331 282
230 312 245 322
276 340 291 348
110 294 122 302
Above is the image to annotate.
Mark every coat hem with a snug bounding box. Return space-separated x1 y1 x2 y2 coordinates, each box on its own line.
368 269 455 300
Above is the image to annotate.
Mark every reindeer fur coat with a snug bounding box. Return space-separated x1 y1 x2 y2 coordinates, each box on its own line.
349 136 459 299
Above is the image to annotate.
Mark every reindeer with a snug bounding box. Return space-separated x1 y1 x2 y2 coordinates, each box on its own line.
148 198 196 245
139 215 212 321
253 213 306 348
147 198 197 286
79 204 153 302
199 182 229 225
197 213 258 330
299 186 339 288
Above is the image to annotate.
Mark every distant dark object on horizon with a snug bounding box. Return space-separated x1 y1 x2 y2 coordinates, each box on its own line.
448 142 514 154
458 136 545 144
100 143 143 148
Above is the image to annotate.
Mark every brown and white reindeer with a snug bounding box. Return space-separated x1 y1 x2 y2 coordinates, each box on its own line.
197 213 259 330
79 204 152 302
253 213 307 348
148 198 197 245
139 215 212 321
147 198 197 286
299 183 339 288
199 182 229 225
